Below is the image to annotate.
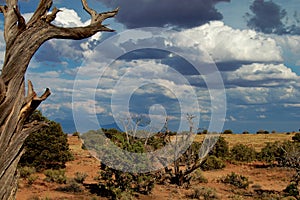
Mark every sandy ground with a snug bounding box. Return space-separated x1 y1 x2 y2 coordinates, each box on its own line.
16 135 296 200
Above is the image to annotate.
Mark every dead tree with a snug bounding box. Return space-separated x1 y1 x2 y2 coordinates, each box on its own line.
0 1 118 199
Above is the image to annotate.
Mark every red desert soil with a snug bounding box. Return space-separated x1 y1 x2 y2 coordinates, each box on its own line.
17 135 295 200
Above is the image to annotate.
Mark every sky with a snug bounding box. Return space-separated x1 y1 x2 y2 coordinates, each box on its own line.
0 0 300 134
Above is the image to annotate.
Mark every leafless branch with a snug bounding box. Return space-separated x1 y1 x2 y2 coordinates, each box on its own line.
27 0 53 25
45 7 61 23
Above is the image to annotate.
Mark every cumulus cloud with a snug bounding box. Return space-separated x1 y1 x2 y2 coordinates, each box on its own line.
32 8 103 64
273 35 300 66
227 63 298 82
5 5 297 133
98 0 229 28
52 8 86 27
177 21 283 63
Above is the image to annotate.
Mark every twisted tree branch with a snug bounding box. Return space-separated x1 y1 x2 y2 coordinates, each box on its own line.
0 0 118 198
19 80 51 121
0 78 5 104
0 5 7 14
13 5 26 30
47 7 119 40
27 0 53 26
45 7 60 23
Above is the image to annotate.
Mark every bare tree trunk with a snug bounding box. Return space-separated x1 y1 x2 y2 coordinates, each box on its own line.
0 1 118 199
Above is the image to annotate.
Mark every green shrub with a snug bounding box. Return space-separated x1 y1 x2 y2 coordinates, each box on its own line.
257 130 269 134
56 179 83 193
74 172 88 184
283 182 299 198
258 140 300 167
292 133 300 142
191 169 208 183
209 136 229 158
85 129 155 199
275 141 300 167
179 141 202 166
19 166 36 179
19 111 73 171
223 129 233 134
258 141 281 163
27 174 39 185
44 169 67 184
230 144 257 162
201 155 226 171
72 132 80 137
188 186 219 200
99 166 155 199
220 172 250 189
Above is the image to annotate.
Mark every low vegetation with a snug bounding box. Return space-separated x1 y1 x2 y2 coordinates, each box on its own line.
230 144 257 162
19 111 73 171
44 169 67 184
17 122 300 200
188 186 219 200
220 172 250 189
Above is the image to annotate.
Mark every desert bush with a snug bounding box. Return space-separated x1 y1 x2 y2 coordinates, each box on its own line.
275 141 300 167
230 144 257 162
27 174 39 185
72 131 80 137
229 195 245 200
19 111 73 171
201 155 225 171
220 172 250 189
292 133 300 142
190 168 208 183
44 169 67 184
19 166 36 179
99 165 155 199
223 129 233 134
56 179 83 193
188 186 219 200
209 136 229 159
256 130 269 134
87 129 155 199
258 140 300 166
178 141 202 166
74 172 88 184
283 182 299 198
258 141 281 163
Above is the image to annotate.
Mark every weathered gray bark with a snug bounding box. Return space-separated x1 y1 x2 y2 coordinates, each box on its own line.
0 1 118 199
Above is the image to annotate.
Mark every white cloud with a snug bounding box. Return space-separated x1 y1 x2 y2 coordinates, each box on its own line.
53 8 85 27
5 15 297 133
177 21 283 63
284 103 300 108
258 115 266 119
227 87 269 104
227 63 298 82
273 35 300 66
227 115 237 122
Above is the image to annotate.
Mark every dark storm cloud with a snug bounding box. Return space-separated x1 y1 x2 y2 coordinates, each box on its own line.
246 0 286 34
99 0 230 28
119 49 170 61
215 61 250 72
246 0 300 35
